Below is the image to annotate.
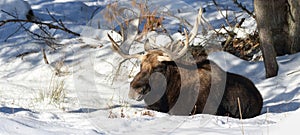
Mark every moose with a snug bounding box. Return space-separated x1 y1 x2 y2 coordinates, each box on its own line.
108 9 263 119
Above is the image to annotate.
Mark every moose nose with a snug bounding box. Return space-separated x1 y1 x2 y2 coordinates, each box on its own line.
143 72 167 105
128 87 144 101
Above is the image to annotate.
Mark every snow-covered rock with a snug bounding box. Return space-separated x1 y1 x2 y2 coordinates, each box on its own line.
0 0 33 20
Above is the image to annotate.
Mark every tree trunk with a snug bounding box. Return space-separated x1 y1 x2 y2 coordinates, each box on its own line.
255 0 289 56
288 0 300 53
254 0 280 78
258 30 279 78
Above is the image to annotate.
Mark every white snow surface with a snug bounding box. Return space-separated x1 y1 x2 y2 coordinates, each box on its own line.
0 0 32 20
0 0 299 134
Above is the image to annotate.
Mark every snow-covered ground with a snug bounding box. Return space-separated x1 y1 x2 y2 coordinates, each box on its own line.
0 0 299 134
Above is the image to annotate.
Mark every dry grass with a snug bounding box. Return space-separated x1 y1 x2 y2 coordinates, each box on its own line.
102 0 164 37
48 74 66 105
237 97 244 135
53 60 70 77
36 73 66 108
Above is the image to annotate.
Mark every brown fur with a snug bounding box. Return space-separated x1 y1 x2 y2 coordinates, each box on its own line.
130 49 263 118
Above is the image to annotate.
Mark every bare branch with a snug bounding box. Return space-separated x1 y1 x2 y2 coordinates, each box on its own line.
0 19 80 36
235 17 245 28
212 0 233 27
232 0 255 18
4 24 23 42
0 9 17 18
42 48 49 64
16 50 39 60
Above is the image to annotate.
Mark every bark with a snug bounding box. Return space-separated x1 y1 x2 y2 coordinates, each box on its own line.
258 29 279 78
288 0 300 53
254 0 280 78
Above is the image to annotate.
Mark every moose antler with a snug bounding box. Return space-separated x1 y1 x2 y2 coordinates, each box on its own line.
158 8 203 60
107 33 144 60
108 7 203 61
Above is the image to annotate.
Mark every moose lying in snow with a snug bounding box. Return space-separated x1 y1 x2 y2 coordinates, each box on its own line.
108 9 263 119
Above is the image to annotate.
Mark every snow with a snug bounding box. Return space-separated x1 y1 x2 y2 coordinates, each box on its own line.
0 0 299 134
0 0 32 20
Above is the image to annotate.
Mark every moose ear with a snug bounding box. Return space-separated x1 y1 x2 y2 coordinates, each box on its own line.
157 56 172 62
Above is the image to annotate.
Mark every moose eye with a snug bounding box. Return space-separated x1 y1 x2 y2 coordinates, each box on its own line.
153 68 162 72
132 84 144 90
133 85 149 94
152 65 165 72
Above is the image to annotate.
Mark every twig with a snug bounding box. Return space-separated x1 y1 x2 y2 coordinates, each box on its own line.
20 23 56 40
90 6 102 21
222 17 245 49
232 0 255 18
0 19 80 36
235 18 245 28
222 25 235 48
0 10 17 18
42 48 49 64
265 107 269 135
237 97 244 135
46 9 59 24
4 23 23 42
16 50 39 60
112 58 130 85
1 9 28 41
46 8 68 31
191 105 197 115
46 9 66 29
212 0 233 27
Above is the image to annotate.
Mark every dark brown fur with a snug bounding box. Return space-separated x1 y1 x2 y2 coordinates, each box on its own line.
130 49 263 118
